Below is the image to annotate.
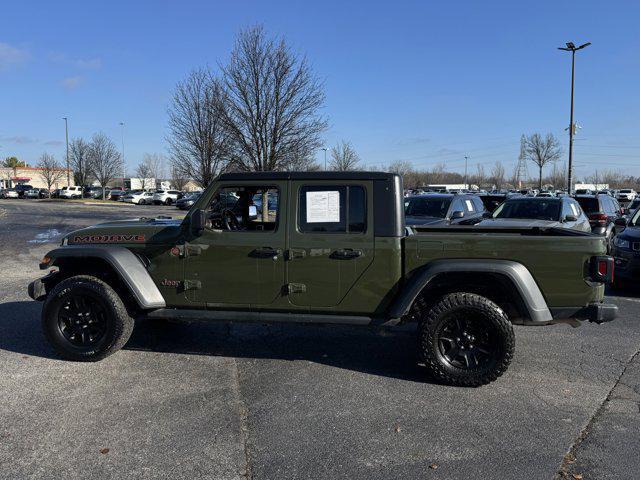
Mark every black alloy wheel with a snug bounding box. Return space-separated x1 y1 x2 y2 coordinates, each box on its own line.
435 311 498 369
57 294 107 346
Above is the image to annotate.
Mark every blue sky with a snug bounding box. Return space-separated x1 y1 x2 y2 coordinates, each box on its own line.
1 0 639 180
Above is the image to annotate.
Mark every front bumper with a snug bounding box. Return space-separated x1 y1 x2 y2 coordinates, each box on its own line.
27 271 59 301
611 247 640 280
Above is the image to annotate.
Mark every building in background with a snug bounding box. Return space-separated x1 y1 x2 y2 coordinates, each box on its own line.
0 166 73 190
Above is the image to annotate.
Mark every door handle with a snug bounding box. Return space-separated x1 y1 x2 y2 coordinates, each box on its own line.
249 247 281 260
330 248 362 260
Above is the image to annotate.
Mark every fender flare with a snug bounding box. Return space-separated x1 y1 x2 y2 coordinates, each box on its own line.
42 246 166 309
387 259 552 323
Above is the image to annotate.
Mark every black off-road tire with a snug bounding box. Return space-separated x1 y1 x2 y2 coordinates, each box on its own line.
418 292 515 387
42 275 134 361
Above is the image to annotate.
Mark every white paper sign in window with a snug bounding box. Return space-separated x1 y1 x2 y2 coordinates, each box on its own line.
306 190 340 223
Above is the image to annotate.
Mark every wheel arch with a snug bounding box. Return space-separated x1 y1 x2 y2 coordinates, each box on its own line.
42 246 165 310
388 259 552 325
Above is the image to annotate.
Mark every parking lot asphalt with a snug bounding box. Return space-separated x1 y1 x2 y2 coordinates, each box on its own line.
0 199 638 480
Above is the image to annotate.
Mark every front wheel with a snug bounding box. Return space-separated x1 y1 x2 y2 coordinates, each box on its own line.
164 198 173 205
42 275 134 361
418 292 514 387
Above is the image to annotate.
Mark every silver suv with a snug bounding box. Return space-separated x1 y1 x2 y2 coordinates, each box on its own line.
152 190 182 205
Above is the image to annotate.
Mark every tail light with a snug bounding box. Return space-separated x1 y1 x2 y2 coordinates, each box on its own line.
590 256 614 283
589 213 608 226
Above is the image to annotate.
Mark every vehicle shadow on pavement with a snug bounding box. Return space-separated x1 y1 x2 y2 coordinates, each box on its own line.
0 301 58 359
128 319 435 383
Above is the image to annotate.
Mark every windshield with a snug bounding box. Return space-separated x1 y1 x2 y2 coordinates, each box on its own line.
404 197 451 218
620 189 632 193
575 197 599 214
493 199 561 221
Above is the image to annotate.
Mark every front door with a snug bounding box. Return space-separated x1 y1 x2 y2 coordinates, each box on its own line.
184 181 287 308
286 181 374 308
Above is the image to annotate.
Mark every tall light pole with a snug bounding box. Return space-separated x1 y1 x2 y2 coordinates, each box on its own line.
463 156 469 189
62 117 70 185
558 41 591 194
322 147 328 170
119 122 125 189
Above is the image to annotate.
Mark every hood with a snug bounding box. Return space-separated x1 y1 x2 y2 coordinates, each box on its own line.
475 218 561 228
64 217 183 246
405 216 448 226
617 225 640 240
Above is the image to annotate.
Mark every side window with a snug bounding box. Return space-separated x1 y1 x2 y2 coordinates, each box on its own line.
472 197 485 213
561 201 572 218
464 198 475 213
206 185 279 232
450 198 465 215
299 185 366 233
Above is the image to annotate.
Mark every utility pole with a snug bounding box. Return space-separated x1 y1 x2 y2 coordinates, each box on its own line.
464 156 469 189
62 117 70 185
119 122 125 190
558 41 591 194
322 147 328 171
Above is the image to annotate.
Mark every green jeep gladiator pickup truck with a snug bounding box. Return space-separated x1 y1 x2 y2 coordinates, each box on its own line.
28 172 617 386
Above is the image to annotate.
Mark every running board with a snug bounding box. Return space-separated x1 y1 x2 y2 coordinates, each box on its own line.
142 308 375 326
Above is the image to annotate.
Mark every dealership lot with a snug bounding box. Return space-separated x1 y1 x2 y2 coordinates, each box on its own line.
0 200 639 480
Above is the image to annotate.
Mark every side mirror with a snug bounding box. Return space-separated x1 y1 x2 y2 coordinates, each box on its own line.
191 209 206 233
615 217 628 227
451 210 465 219
564 214 578 222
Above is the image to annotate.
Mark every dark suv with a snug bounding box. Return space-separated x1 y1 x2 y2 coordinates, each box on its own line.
574 194 625 249
404 193 486 226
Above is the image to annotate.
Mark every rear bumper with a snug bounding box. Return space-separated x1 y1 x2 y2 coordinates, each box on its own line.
550 302 618 324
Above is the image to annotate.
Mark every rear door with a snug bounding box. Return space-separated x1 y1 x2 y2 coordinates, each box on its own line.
286 181 374 307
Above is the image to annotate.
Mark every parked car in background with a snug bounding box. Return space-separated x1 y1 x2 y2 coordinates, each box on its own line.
404 193 486 226
0 188 19 199
610 208 640 288
616 189 636 203
59 186 83 199
176 191 202 210
153 189 183 205
24 188 49 199
123 191 155 205
574 194 625 249
536 191 555 197
626 197 640 216
13 184 34 198
476 196 591 232
107 189 126 201
574 189 593 195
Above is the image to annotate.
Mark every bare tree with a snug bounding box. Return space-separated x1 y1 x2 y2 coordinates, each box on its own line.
88 133 122 199
523 133 562 190
38 153 65 191
474 163 486 190
491 161 506 190
69 138 91 187
170 164 189 191
136 153 163 190
220 25 327 173
329 140 360 171
167 69 229 188
387 160 413 177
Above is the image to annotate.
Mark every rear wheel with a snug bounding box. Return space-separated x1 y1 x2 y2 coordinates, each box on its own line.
164 198 173 205
42 275 134 361
418 292 514 387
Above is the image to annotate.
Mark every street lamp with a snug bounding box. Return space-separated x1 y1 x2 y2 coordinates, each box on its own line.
62 117 70 185
119 122 125 189
464 156 469 189
322 147 328 170
558 41 591 194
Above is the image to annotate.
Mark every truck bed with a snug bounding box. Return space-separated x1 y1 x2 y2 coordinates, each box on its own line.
404 226 607 308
